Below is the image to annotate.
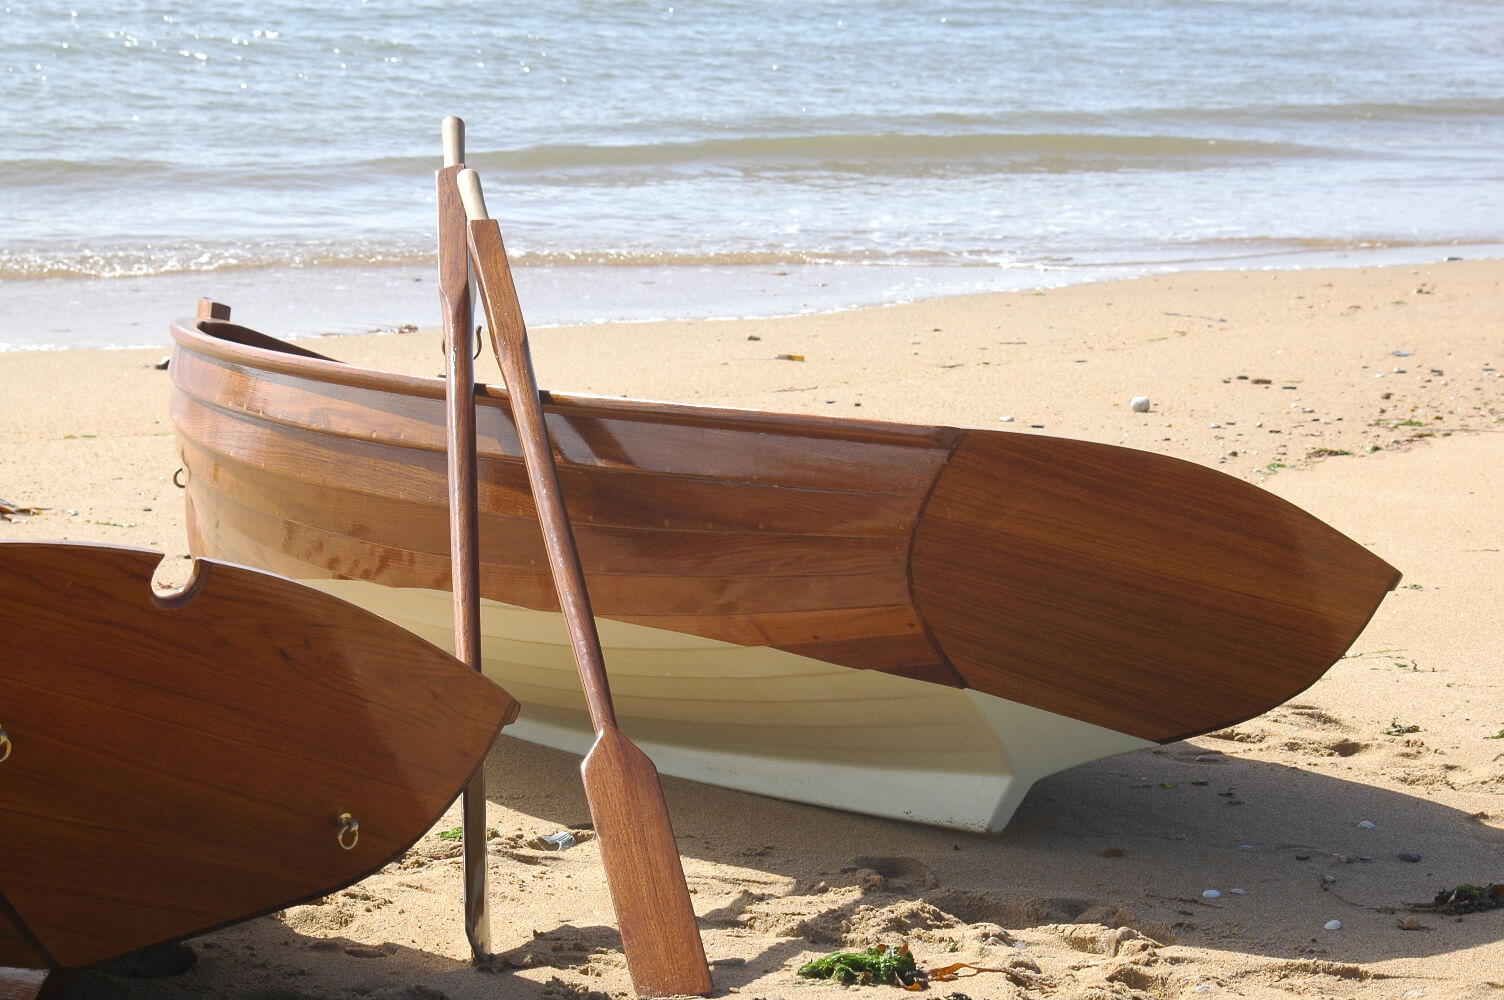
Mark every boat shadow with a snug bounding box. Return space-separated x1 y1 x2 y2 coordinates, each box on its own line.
56 730 1500 998
482 730 1503 972
59 927 636 1000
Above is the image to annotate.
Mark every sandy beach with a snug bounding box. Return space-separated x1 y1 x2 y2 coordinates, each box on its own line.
3 259 1501 999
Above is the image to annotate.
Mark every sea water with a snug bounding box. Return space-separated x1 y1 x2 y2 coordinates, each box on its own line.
1 0 1501 347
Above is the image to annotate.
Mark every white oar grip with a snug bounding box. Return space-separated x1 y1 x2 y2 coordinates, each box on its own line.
457 169 489 221
442 116 465 167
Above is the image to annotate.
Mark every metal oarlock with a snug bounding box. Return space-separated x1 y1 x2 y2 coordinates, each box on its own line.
0 724 10 762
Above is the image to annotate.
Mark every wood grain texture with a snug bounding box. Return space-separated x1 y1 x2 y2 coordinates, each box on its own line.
467 211 712 997
168 309 1398 748
169 327 954 676
583 730 715 997
911 432 1401 742
0 541 517 969
438 148 492 961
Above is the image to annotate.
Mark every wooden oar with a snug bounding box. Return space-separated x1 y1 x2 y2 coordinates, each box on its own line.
435 115 492 961
0 541 519 987
457 169 713 998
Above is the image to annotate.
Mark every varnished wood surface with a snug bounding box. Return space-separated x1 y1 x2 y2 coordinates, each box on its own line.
169 310 1399 744
466 184 712 997
170 334 954 678
0 541 518 969
911 432 1401 742
582 730 716 997
438 137 493 960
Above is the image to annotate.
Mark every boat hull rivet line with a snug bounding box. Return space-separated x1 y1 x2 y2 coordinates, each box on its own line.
336 812 359 850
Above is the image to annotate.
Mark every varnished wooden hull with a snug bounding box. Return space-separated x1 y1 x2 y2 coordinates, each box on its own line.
169 310 1400 831
0 541 516 973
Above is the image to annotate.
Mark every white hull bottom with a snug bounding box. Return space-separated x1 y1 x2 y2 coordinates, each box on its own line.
313 581 1153 833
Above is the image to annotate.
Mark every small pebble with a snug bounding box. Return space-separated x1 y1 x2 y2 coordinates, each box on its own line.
1397 851 1422 863
1229 888 1246 895
1000 415 1014 422
1337 855 1354 864
1401 916 1423 931
1296 854 1312 861
1131 396 1151 412
1357 820 1377 829
1202 889 1221 899
1325 919 1343 931
1236 844 1254 851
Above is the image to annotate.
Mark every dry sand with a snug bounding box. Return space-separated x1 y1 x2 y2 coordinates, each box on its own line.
2 259 1501 999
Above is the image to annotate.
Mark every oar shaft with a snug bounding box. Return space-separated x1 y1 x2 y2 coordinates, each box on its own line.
466 219 618 733
436 118 491 960
439 169 480 670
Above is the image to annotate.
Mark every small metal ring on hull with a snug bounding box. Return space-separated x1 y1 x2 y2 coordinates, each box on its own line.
337 812 359 850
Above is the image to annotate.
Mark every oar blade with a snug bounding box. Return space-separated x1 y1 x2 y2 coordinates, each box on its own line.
582 730 712 998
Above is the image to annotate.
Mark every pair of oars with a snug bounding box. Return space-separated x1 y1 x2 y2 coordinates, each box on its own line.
436 118 712 998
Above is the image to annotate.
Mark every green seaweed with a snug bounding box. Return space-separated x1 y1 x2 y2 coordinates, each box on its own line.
1411 882 1504 915
797 944 920 987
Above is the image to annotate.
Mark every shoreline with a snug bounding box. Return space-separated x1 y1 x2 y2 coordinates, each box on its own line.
3 258 1501 998
4 242 1502 352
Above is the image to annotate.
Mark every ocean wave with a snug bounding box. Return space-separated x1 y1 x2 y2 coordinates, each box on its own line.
466 130 1343 178
0 242 431 280
3 234 1484 283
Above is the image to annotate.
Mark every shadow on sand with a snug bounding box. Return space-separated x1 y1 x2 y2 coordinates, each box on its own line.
57 728 1502 998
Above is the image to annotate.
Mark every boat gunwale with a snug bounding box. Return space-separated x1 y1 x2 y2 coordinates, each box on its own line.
169 316 965 452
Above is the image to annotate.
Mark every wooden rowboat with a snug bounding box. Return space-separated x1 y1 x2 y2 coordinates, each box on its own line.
169 300 1400 832
0 540 517 993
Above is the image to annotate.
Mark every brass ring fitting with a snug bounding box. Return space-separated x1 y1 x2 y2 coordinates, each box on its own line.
337 812 359 851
